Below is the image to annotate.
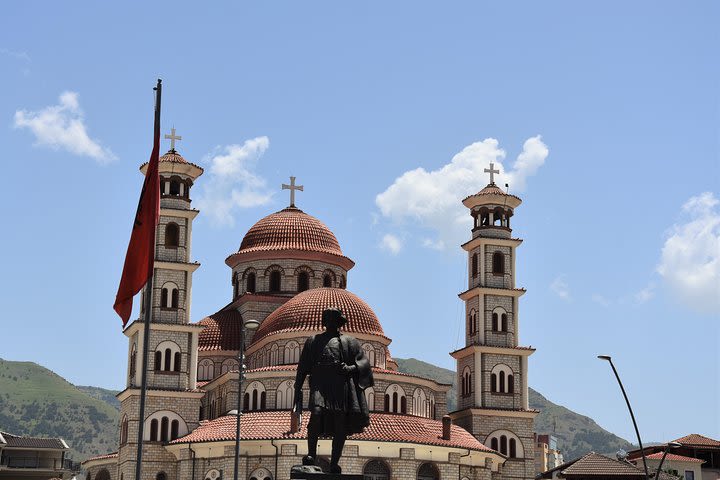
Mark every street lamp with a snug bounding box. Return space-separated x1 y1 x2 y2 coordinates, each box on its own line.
597 355 649 480
234 318 260 480
654 442 682 480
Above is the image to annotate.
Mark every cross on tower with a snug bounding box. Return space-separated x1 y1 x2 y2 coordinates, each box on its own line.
282 176 304 207
164 127 182 151
484 162 500 184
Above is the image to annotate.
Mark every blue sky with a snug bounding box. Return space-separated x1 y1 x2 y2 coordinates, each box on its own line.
1 1 718 444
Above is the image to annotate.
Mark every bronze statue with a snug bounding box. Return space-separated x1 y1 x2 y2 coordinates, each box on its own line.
293 308 374 474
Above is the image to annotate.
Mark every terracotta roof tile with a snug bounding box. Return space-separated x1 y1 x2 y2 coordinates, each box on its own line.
251 288 387 345
197 309 243 351
140 149 203 172
239 207 343 256
83 452 118 463
170 411 493 452
562 452 646 476
463 184 522 203
0 432 66 449
645 453 705 463
673 434 720 448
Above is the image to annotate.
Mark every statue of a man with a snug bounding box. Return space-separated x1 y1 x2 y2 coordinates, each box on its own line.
293 308 374 474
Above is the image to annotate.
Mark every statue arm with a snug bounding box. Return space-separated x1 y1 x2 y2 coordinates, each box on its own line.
293 337 313 411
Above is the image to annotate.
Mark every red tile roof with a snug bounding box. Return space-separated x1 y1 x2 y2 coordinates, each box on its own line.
250 288 388 345
673 434 720 448
645 453 705 463
561 452 646 476
82 452 118 464
463 184 522 203
197 309 243 351
238 207 343 256
140 149 203 171
170 411 493 452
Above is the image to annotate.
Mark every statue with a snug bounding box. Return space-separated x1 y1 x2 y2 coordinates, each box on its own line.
293 308 374 474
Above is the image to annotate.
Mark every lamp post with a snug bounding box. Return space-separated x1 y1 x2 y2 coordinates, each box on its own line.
597 355 649 480
234 318 259 480
654 442 682 480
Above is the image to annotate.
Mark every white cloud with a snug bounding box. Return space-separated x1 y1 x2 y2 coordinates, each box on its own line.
422 238 445 250
195 137 273 226
13 92 115 163
0 48 31 62
375 136 548 250
550 275 571 300
657 192 720 314
380 234 403 255
634 284 655 305
591 293 611 307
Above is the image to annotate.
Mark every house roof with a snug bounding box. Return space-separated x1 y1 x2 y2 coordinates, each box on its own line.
540 452 649 478
170 411 494 453
645 453 705 464
0 431 67 450
673 434 720 448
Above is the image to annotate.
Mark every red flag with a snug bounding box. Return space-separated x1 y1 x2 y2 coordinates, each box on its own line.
114 83 162 326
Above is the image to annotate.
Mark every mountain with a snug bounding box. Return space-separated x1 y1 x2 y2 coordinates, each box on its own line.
0 358 120 461
394 357 634 460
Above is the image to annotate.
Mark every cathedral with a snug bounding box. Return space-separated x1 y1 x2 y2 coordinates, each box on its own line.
82 137 538 480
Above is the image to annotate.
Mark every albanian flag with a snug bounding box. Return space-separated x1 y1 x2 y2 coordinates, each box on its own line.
113 81 162 326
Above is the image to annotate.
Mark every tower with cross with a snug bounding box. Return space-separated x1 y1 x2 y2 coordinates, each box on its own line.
165 127 182 152
282 176 304 207
449 168 537 480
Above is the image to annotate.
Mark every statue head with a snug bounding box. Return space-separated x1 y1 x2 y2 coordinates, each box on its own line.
321 308 347 330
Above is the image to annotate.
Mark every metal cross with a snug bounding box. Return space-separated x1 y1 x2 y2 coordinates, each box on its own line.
164 127 182 151
484 162 500 184
282 176 304 207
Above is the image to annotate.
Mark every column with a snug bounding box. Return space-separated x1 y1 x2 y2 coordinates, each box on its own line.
521 356 529 410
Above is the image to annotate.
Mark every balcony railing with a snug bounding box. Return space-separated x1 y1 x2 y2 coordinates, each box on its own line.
0 456 80 471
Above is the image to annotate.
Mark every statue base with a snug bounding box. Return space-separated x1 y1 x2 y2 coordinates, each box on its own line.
290 465 363 480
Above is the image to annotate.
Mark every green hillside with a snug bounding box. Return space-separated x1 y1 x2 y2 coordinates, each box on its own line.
395 357 634 460
0 358 120 461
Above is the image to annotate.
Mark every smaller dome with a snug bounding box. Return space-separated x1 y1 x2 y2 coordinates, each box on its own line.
239 207 343 256
462 183 522 209
251 288 386 345
160 150 191 164
197 310 243 351
139 149 204 177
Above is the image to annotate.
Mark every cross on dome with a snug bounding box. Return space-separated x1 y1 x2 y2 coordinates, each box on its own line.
282 176 304 207
484 162 500 185
164 127 182 151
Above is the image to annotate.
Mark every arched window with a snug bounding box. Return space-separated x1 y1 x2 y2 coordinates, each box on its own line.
155 341 181 372
198 359 215 381
269 270 281 292
165 223 179 248
157 472 167 480
277 380 294 409
130 343 137 380
365 387 375 411
161 282 179 309
490 373 497 392
471 253 478 276
246 272 256 293
95 469 111 480
284 341 300 364
384 394 390 412
492 307 507 332
297 271 310 292
469 309 477 336
509 438 517 458
364 460 390 480
160 416 169 441
270 344 279 366
500 435 508 455
491 364 514 393
120 414 128 445
412 388 428 417
499 371 506 392
501 313 508 332
174 352 181 372
249 467 273 480
491 437 499 451
417 462 440 480
462 367 472 397
169 180 180 196
164 348 172 371
492 251 504 274
508 374 514 394
170 419 179 440
221 359 238 374
384 384 406 413
362 343 376 366
150 418 158 441
245 382 266 411
492 312 499 331
339 275 346 289
243 393 250 412
323 274 333 287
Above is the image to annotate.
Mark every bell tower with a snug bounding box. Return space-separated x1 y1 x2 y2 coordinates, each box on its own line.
449 163 537 480
117 131 206 480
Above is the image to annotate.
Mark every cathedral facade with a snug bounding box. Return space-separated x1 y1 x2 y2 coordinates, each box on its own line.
82 144 536 480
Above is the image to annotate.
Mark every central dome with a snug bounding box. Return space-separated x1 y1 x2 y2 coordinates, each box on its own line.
250 288 387 345
238 207 343 256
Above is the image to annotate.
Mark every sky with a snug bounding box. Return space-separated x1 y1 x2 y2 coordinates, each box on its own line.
1 1 718 444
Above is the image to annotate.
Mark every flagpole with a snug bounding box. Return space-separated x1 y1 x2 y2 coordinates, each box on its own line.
134 78 162 480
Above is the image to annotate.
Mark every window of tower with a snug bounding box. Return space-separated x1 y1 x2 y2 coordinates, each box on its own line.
323 274 332 287
480 209 490 227
472 253 478 277
500 435 508 455
492 312 499 331
247 272 256 293
298 271 309 292
165 223 180 248
269 270 281 292
491 364 514 393
501 313 508 332
169 180 181 196
461 367 472 397
492 251 504 274
161 282 179 309
493 208 504 227
486 431 524 458
339 275 346 289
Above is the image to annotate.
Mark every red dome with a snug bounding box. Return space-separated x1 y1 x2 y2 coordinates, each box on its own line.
251 288 386 345
197 310 243 351
238 207 343 256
